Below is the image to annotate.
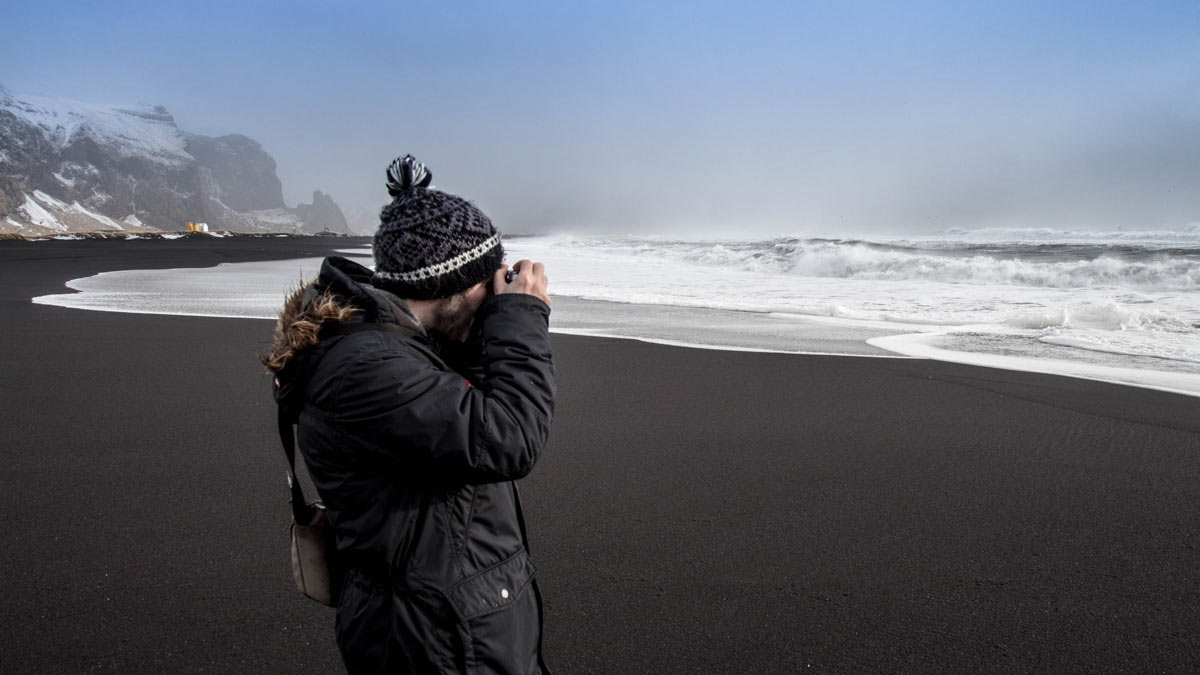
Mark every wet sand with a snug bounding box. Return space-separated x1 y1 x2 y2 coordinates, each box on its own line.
1 237 1197 673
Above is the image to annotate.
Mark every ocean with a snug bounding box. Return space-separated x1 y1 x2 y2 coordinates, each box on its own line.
32 227 1200 396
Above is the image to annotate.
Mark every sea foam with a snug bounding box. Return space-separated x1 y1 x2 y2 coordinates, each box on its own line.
29 231 1200 396
573 237 1199 291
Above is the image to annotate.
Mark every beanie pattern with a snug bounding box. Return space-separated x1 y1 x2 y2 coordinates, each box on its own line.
371 155 503 300
375 233 501 284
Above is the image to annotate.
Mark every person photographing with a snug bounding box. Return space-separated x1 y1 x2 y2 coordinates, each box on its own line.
264 155 555 674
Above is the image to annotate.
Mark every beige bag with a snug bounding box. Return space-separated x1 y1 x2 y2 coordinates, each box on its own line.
290 499 339 606
280 409 340 607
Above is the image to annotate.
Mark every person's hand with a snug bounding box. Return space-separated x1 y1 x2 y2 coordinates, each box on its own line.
493 260 551 307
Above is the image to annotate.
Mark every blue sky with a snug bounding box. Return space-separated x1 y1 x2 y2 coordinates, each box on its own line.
3 1 1198 234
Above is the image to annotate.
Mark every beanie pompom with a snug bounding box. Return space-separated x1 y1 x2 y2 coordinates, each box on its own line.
386 155 432 197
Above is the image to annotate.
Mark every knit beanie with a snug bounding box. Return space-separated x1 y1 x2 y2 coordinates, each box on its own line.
371 155 504 299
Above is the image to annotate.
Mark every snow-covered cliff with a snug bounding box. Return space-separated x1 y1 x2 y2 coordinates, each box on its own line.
0 85 347 236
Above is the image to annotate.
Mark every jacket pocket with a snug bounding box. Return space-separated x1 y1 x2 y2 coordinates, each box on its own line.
443 549 540 674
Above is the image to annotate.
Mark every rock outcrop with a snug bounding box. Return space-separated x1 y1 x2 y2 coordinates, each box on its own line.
293 190 350 234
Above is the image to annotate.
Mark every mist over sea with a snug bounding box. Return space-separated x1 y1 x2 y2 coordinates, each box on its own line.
32 226 1200 396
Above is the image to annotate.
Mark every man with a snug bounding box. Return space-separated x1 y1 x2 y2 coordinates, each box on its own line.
264 155 555 674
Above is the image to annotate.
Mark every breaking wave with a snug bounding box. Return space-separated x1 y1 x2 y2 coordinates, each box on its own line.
568 236 1200 292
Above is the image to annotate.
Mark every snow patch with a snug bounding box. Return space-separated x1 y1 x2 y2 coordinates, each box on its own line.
18 190 136 232
53 172 76 188
19 194 65 231
32 190 70 210
69 202 123 230
6 217 24 229
247 208 304 232
2 90 191 166
123 214 144 228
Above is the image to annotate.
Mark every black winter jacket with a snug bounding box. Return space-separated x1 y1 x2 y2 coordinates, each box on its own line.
274 257 555 674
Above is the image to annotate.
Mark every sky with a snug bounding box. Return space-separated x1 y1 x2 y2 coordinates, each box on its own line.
3 0 1198 236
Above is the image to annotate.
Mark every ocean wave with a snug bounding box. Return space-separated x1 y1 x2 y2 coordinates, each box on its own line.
1001 301 1193 332
554 236 1200 291
780 242 1199 290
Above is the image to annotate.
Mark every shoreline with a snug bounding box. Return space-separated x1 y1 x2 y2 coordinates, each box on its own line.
21 237 1200 398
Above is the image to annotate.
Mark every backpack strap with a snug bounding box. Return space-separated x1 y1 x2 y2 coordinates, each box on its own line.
279 406 311 522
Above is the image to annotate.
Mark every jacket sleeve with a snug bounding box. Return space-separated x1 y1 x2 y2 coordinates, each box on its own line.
331 294 555 484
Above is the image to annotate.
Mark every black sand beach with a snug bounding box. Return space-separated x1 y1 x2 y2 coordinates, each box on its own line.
1 237 1198 674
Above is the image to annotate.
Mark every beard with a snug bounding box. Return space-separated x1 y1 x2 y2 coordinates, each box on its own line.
428 292 477 343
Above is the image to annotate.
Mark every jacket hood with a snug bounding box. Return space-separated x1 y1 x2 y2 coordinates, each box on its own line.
264 256 425 412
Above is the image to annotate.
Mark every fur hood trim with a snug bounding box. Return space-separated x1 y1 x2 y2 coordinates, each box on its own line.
260 256 423 373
